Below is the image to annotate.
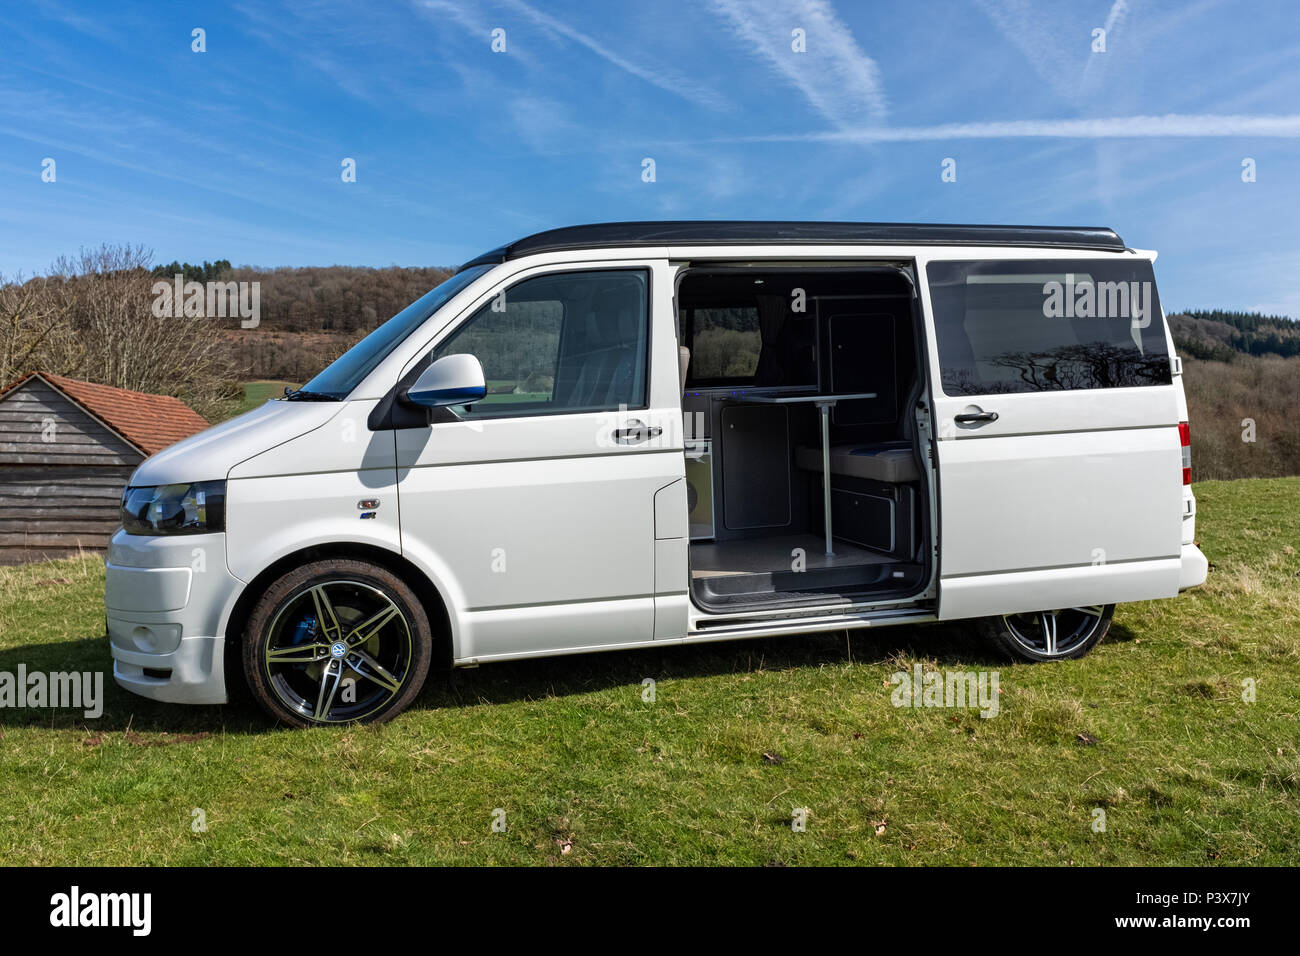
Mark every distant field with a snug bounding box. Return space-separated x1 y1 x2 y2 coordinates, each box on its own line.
484 380 551 405
231 380 298 418
0 478 1296 865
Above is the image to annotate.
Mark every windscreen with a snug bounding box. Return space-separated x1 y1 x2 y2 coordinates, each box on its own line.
300 264 492 398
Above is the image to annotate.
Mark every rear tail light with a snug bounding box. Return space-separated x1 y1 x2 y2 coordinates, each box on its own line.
1179 421 1191 485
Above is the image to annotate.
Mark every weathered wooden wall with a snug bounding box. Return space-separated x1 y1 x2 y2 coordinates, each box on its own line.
0 379 141 563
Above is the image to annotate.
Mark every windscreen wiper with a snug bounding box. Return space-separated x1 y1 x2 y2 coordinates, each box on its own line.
283 387 342 401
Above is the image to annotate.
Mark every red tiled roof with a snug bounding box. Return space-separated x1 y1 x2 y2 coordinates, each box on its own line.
0 372 209 456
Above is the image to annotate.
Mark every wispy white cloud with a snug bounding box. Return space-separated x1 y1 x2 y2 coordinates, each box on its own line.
417 0 493 36
34 0 120 45
506 95 584 155
1079 0 1130 92
975 0 1156 108
975 0 1091 104
977 0 1226 111
708 0 886 128
724 113 1300 143
415 0 542 69
493 0 731 111
1104 0 1130 35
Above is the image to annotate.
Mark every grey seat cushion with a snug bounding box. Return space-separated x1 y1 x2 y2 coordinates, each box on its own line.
796 442 920 484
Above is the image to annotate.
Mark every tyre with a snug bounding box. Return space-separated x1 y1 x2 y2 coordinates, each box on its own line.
241 558 433 727
979 604 1115 662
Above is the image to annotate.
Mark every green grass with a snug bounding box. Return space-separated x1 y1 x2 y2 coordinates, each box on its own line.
233 380 298 417
1 479 1297 865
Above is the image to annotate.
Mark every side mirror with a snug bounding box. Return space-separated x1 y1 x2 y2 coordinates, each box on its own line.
401 353 486 408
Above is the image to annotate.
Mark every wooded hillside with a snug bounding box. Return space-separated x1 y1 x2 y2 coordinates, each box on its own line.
5 251 1298 481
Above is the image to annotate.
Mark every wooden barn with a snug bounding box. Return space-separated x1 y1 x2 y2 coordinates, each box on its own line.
0 372 209 564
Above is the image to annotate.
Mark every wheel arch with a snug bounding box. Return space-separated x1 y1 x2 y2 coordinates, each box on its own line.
222 543 454 698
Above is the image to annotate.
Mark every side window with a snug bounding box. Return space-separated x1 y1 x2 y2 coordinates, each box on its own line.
433 269 649 417
927 258 1172 395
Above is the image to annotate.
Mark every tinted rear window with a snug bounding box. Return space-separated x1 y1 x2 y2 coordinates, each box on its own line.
927 259 1172 395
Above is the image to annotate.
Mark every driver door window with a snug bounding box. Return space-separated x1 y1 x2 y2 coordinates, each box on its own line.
434 269 649 418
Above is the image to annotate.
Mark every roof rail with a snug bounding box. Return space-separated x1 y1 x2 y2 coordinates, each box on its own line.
458 220 1127 270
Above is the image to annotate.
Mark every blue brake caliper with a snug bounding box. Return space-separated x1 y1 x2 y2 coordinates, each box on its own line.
289 615 318 669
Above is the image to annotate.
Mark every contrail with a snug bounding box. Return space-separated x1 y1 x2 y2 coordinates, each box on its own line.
723 113 1300 142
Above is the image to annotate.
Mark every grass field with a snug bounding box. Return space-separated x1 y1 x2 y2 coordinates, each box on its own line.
0 479 1296 865
231 380 298 418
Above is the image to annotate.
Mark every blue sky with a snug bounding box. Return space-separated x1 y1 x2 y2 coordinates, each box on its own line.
2 0 1299 315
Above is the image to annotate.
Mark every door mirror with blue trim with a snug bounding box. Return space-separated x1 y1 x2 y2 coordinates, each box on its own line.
403 353 487 408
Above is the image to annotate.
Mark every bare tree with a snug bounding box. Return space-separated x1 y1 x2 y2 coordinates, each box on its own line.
0 272 79 386
0 244 239 418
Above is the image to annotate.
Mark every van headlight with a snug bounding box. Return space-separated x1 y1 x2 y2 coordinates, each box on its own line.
121 481 226 535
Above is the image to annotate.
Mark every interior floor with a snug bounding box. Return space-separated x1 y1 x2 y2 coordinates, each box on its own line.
690 538 923 608
691 534 890 577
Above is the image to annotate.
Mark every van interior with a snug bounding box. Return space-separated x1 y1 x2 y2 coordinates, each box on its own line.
676 267 931 611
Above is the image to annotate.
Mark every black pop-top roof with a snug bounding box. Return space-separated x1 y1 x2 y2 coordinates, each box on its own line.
459 220 1127 270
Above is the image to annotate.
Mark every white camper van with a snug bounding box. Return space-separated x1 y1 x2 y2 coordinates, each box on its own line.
106 222 1207 727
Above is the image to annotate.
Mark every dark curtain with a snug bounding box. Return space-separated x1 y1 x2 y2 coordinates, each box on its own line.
753 294 788 384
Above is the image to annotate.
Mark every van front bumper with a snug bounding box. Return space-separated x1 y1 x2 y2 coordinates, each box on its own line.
112 636 225 704
105 530 242 705
1179 543 1208 591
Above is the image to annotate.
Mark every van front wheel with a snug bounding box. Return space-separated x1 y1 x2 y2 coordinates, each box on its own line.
241 559 433 727
980 605 1115 662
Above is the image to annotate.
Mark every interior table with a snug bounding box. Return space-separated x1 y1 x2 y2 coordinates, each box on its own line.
725 391 878 556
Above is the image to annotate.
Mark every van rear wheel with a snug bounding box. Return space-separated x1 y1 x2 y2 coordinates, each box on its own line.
981 605 1114 662
241 559 433 727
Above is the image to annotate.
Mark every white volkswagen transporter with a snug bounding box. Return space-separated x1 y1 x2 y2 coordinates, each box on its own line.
106 222 1207 726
